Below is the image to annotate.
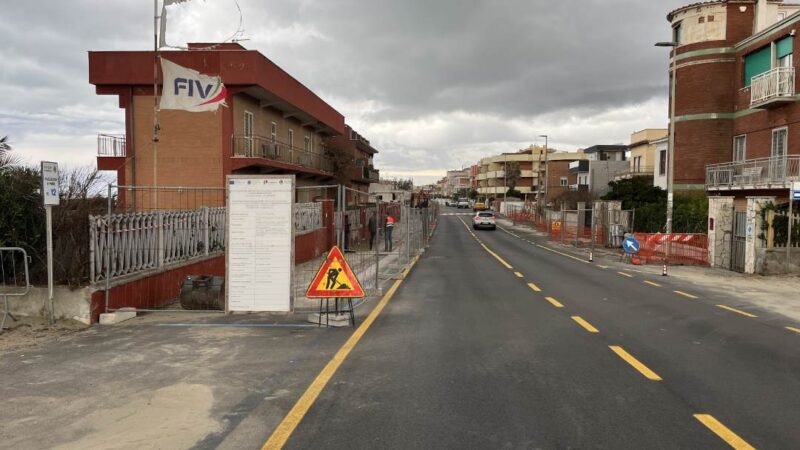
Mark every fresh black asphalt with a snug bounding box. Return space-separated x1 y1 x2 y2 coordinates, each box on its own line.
281 214 800 449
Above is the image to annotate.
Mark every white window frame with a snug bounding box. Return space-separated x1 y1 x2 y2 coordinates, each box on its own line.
304 135 311 153
771 127 788 158
733 135 746 162
659 150 667 176
270 122 277 142
288 129 294 149
778 11 787 22
559 176 568 187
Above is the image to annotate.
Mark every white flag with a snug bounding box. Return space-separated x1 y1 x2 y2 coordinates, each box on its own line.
159 58 227 112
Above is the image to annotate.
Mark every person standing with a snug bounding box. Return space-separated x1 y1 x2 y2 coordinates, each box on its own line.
368 212 377 251
384 213 395 252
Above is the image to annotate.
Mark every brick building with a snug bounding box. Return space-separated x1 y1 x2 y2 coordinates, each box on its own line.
665 0 800 272
326 125 380 203
90 43 378 207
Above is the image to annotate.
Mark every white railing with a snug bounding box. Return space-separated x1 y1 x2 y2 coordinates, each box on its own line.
751 67 795 106
706 155 800 189
90 203 324 283
97 134 126 157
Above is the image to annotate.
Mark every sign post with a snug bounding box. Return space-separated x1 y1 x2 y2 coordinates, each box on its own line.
307 245 365 327
41 161 59 324
789 182 799 264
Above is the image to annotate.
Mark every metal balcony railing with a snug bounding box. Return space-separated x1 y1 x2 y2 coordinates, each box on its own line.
706 155 800 189
751 67 795 106
97 134 126 157
232 135 333 174
613 166 654 179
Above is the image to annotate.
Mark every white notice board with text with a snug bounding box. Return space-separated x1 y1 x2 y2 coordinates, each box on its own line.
226 175 294 312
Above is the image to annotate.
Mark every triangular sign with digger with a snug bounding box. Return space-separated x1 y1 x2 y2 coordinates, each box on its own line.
306 246 365 298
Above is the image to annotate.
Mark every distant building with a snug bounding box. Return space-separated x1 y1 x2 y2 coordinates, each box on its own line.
543 151 588 203
476 146 548 200
615 129 667 181
653 136 668 190
444 169 470 197
568 145 628 197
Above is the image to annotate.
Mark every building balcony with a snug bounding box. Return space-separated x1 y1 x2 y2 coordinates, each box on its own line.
613 166 654 180
97 134 126 171
232 135 333 174
751 67 795 108
569 183 589 191
706 155 800 190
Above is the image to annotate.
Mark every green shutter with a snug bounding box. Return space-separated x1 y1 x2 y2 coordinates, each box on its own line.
744 46 772 86
777 36 793 58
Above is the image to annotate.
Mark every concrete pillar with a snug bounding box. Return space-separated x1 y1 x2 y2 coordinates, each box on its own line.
745 196 774 274
707 196 734 269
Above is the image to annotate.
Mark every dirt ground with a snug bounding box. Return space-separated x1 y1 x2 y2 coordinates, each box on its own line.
0 316 88 353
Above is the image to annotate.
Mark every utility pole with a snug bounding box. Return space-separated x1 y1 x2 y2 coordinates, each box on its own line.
538 135 548 209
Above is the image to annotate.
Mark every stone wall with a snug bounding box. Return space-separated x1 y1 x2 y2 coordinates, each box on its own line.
708 196 734 269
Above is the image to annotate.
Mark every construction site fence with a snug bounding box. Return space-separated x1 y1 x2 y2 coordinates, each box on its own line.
505 203 634 248
632 233 709 266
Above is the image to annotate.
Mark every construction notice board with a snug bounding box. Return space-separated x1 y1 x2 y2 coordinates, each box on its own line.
226 175 294 312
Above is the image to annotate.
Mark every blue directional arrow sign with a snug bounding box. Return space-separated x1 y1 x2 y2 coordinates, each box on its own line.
622 236 640 254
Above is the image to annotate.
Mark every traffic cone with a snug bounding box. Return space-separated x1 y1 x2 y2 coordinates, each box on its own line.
589 251 593 262
662 264 668 276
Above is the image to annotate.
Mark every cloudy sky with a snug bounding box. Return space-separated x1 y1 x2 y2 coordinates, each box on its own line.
0 0 688 184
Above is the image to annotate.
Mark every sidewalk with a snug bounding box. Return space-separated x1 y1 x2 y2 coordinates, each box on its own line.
496 217 800 323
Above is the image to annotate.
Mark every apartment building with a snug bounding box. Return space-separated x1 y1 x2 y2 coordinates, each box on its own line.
568 145 628 197
90 42 360 206
326 124 380 203
476 146 548 200
617 129 667 181
444 169 471 197
544 152 588 204
665 0 800 272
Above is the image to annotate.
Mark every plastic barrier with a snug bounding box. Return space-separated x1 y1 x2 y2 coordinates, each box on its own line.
633 233 709 266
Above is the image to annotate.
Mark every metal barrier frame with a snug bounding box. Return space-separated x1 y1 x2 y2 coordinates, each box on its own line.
1 247 31 333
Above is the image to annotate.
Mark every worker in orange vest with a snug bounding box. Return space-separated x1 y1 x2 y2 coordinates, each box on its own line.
384 213 395 252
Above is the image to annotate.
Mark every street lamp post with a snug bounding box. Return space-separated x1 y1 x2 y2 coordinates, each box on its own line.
538 135 548 208
656 41 678 235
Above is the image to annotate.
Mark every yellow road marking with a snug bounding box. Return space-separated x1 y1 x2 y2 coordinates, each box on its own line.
481 243 514 269
514 271 523 278
572 316 598 333
643 280 662 287
675 290 699 299
694 414 756 450
717 305 757 318
609 346 662 381
545 297 564 308
617 271 634 278
786 326 800 334
527 283 542 292
262 258 419 449
497 226 591 264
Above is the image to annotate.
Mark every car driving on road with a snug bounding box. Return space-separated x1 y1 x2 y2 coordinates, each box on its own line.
473 211 496 230
457 198 470 209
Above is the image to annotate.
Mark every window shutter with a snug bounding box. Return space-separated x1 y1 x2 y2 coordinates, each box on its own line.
744 46 772 86
777 36 793 59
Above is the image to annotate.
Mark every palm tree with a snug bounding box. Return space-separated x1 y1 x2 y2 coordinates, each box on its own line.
0 135 19 171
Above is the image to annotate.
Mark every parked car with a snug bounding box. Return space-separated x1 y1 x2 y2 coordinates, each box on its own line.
457 198 470 209
473 202 488 212
473 211 496 230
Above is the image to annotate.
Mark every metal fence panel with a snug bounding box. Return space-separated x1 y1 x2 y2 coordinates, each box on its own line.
1 247 32 333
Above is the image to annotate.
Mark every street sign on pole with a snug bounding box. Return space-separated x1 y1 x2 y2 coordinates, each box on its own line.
622 236 640 254
41 161 59 325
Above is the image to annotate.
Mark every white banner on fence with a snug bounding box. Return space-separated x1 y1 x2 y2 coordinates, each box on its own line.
226 175 294 312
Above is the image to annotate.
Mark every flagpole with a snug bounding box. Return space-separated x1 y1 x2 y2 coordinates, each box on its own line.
153 0 160 210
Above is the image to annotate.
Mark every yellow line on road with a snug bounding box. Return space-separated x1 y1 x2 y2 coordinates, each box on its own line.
786 326 800 334
617 271 634 278
609 346 662 381
675 290 699 299
694 414 756 450
572 316 598 333
481 243 514 269
497 226 592 264
545 297 564 308
262 257 419 450
717 305 758 318
643 280 662 287
527 283 542 292
514 271 524 278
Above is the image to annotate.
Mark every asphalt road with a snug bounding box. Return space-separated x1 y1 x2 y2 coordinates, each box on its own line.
276 212 800 449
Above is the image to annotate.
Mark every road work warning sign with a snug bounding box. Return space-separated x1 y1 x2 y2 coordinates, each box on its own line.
306 246 365 298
